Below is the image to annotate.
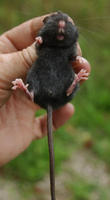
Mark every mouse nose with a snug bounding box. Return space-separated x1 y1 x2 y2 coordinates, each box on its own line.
58 20 65 28
58 20 65 34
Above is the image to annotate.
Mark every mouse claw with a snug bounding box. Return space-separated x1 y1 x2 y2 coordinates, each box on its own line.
78 69 90 79
12 78 33 101
35 36 43 46
12 79 28 90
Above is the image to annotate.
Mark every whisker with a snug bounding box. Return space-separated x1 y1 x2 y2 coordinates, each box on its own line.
78 26 106 40
75 16 110 22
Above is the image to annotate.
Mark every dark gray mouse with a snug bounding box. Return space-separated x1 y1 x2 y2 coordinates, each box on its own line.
12 11 89 200
27 12 79 109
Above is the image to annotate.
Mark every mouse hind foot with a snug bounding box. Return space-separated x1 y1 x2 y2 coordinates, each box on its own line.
12 78 34 101
66 69 89 96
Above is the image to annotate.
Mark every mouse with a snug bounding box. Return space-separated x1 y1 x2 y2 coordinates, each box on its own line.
12 11 89 200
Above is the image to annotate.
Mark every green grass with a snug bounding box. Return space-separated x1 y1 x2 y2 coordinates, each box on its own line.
4 125 76 182
0 0 110 199
68 176 110 200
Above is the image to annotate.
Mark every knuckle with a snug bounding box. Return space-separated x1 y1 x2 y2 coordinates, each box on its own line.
20 44 37 69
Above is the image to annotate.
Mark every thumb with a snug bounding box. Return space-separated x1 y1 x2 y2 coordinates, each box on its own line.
0 42 37 90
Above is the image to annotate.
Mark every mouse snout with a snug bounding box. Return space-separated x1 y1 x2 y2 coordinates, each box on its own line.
58 20 65 28
58 20 65 34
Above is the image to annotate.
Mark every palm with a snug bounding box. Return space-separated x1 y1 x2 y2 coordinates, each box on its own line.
0 90 39 164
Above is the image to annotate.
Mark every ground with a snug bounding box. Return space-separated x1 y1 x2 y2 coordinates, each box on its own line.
1 147 110 200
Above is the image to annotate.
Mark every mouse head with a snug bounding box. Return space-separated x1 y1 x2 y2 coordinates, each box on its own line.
38 11 79 47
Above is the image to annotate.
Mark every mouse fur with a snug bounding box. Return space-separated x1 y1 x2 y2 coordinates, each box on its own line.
26 11 79 109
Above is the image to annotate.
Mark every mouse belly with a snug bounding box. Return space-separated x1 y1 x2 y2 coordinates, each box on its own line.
34 84 78 109
26 59 78 109
30 74 79 109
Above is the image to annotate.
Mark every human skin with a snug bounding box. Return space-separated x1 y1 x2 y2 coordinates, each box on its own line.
0 14 91 166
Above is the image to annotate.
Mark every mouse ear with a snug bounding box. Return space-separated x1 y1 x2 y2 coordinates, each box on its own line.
57 10 62 15
43 16 49 24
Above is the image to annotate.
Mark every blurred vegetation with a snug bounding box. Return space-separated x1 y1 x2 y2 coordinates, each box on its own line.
68 177 110 200
0 0 110 199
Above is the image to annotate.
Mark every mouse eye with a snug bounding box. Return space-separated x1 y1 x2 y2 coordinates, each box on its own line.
43 16 49 24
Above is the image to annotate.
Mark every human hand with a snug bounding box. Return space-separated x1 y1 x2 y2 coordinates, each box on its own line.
0 14 90 166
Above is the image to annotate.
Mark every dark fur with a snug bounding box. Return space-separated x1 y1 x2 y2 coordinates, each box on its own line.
26 11 79 109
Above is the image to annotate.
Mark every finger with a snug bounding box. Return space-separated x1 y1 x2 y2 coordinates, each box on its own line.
53 103 74 129
33 103 74 139
0 13 82 58
0 42 37 90
0 14 50 53
77 43 82 56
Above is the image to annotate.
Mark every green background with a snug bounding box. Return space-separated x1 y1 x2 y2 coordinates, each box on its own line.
0 0 110 199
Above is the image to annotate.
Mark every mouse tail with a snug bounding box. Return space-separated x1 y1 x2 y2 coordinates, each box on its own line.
47 104 56 200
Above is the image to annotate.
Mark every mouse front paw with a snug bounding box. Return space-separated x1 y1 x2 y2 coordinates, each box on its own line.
35 36 43 47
